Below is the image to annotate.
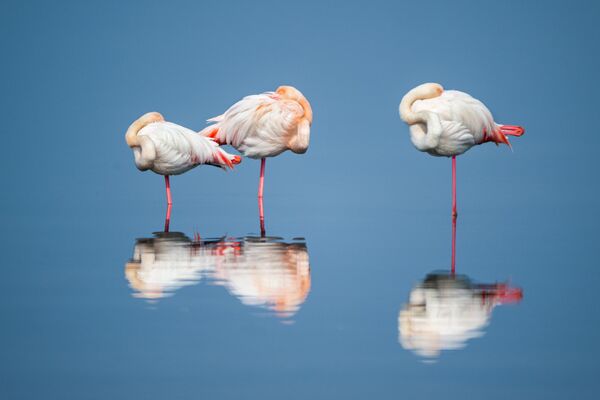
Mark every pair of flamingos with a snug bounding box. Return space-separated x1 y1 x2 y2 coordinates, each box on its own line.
125 83 524 235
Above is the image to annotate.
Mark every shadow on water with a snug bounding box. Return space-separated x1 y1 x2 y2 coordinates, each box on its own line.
125 232 311 319
398 215 524 361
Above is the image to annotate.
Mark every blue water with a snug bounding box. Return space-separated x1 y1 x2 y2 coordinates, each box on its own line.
2 188 597 398
2 0 600 398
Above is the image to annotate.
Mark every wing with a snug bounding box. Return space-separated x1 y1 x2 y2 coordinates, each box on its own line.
413 90 496 140
209 93 304 158
436 120 475 156
139 122 237 171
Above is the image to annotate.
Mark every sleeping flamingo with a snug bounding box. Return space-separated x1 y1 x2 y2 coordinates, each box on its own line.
125 112 241 230
399 83 524 218
200 86 312 235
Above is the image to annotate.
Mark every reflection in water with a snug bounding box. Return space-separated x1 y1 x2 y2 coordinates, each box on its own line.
398 272 522 360
124 232 223 300
125 232 310 317
210 236 311 318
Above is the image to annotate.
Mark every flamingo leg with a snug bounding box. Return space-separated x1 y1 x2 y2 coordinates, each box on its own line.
165 175 173 205
258 158 266 237
164 175 172 232
451 156 458 274
452 156 457 218
451 213 457 275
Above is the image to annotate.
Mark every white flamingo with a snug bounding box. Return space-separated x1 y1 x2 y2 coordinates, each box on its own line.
399 83 524 217
200 86 313 235
125 112 241 229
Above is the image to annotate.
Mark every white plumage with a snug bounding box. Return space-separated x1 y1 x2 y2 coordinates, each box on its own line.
399 83 524 157
126 112 240 175
201 86 312 159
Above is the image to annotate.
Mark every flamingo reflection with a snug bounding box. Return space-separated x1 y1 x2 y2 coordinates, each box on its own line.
399 209 523 360
124 233 311 317
124 232 224 299
211 236 311 318
398 273 522 360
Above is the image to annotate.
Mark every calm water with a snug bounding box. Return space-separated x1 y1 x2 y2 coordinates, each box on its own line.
2 184 598 399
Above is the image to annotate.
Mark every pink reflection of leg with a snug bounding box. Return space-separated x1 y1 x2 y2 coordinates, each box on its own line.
164 175 172 232
451 214 457 275
258 158 266 237
452 156 457 218
164 204 172 233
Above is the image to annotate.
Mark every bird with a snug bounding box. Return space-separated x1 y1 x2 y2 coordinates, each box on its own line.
125 112 242 230
200 86 313 235
399 83 524 218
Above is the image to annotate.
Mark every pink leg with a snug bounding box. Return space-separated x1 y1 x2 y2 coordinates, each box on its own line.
164 175 172 232
452 156 457 218
165 175 173 205
451 156 458 274
451 213 457 275
258 158 266 237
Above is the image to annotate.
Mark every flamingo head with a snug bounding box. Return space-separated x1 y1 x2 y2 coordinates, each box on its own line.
276 85 313 124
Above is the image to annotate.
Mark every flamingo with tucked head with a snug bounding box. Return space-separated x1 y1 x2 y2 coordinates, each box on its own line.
399 83 524 218
201 85 312 235
125 112 241 230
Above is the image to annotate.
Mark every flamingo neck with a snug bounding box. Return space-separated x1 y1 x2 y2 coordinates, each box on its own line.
299 98 312 124
399 83 444 125
125 112 164 148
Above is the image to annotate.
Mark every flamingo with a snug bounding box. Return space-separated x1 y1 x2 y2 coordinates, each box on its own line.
399 83 524 218
125 112 242 230
200 86 313 235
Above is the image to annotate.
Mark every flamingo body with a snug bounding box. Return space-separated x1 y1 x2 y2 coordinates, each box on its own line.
201 86 313 159
400 83 524 157
126 112 240 175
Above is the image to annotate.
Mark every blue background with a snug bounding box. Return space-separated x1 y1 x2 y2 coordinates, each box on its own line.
1 0 599 398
